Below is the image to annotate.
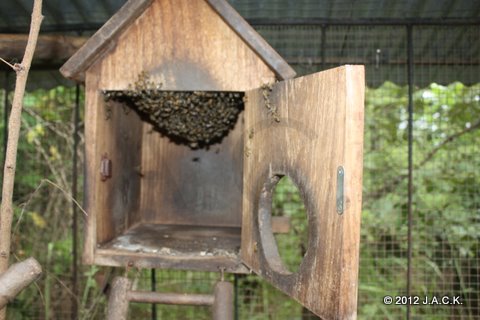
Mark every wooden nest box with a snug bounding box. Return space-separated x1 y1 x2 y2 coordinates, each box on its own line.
61 0 365 318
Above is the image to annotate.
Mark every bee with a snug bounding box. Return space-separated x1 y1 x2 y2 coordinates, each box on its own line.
104 104 112 121
244 146 252 158
248 128 255 139
260 82 280 122
102 72 244 149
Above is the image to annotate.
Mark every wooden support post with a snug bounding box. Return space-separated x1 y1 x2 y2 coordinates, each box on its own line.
212 281 234 320
0 257 42 308
106 277 132 320
106 276 234 320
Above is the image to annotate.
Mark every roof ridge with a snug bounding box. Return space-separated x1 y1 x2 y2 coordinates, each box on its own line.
206 0 295 80
60 0 152 81
60 0 295 82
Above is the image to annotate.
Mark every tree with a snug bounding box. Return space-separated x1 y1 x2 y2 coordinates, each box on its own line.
0 1 44 318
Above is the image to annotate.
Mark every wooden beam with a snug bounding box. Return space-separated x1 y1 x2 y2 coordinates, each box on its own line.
0 34 87 64
106 277 131 320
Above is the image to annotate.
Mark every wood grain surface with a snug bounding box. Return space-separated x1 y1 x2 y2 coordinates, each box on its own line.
60 0 152 81
96 0 276 91
139 116 243 227
61 0 294 83
241 65 365 319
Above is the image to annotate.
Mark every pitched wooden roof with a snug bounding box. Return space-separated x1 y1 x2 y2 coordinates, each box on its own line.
60 0 296 82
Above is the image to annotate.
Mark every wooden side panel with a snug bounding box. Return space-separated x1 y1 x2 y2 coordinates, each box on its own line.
97 0 276 91
241 66 364 319
139 115 243 227
84 64 144 248
339 66 365 319
82 69 101 264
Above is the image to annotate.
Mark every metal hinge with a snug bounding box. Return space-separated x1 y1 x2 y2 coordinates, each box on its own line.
336 166 345 214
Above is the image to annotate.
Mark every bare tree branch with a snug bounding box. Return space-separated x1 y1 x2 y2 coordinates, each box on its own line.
0 57 16 70
369 118 480 202
0 0 43 318
417 118 480 168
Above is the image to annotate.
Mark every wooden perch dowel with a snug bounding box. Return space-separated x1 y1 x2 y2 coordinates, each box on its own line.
106 277 233 320
0 257 42 308
212 281 234 320
128 291 215 306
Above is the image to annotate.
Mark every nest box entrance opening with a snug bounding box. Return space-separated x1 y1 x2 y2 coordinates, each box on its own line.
258 174 310 275
271 176 309 274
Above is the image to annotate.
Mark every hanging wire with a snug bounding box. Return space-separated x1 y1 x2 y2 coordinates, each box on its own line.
151 269 157 320
406 24 415 320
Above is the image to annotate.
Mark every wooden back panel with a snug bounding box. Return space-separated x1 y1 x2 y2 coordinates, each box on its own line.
83 67 144 262
139 117 244 227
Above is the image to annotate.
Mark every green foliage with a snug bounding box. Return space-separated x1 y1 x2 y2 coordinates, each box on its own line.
3 81 479 319
272 176 308 274
3 86 85 319
360 81 480 319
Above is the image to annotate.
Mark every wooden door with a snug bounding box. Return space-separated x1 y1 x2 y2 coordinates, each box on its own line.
241 65 365 319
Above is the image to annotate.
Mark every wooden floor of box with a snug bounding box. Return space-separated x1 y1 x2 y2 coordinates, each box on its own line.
102 223 241 258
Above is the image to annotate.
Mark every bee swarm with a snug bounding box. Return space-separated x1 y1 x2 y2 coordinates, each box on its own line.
103 73 244 149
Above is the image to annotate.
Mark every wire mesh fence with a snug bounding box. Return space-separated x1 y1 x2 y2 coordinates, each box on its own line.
0 23 478 320
408 26 479 320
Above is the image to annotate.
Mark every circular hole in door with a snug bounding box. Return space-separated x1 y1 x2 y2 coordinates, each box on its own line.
258 175 309 275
